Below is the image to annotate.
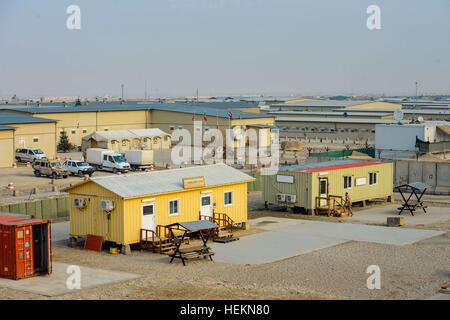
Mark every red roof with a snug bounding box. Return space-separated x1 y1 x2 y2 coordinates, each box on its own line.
0 215 47 226
294 161 387 173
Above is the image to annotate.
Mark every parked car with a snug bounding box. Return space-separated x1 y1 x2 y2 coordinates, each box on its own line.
32 159 69 179
62 160 95 177
15 148 47 163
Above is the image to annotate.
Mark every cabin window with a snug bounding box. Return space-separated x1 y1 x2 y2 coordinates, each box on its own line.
82 129 87 133
33 137 39 142
169 199 179 216
169 126 175 131
369 172 378 185
142 204 154 216
344 176 352 189
224 191 233 206
104 128 109 131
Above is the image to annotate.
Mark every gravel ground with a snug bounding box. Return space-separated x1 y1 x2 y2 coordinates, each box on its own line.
0 217 447 300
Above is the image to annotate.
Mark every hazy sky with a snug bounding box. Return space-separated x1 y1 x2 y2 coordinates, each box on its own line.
1 0 449 98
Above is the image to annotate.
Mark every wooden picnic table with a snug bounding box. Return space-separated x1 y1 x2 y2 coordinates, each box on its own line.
166 220 218 266
395 182 429 216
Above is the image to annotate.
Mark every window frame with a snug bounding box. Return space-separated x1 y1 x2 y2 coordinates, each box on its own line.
168 199 180 216
343 176 353 190
369 172 378 185
224 191 234 207
142 203 155 216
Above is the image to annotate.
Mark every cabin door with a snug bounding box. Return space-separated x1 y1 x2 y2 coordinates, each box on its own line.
200 194 213 220
319 178 328 206
141 203 156 232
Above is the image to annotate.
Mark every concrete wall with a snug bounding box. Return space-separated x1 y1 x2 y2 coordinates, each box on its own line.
394 160 450 195
0 195 69 220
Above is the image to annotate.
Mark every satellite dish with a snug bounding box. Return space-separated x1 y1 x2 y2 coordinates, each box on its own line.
394 110 404 122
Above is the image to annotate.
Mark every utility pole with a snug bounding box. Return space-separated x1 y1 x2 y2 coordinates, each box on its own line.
196 88 199 103
121 84 124 100
145 80 147 100
415 81 418 99
415 81 418 109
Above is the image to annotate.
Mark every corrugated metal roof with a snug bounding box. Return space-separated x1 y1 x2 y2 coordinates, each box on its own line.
267 111 392 117
86 164 255 198
275 117 400 124
0 103 272 119
150 104 273 119
334 108 450 114
246 124 280 129
0 112 58 125
0 124 16 130
270 100 376 108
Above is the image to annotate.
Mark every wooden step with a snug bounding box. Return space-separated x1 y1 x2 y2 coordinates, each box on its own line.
218 232 233 239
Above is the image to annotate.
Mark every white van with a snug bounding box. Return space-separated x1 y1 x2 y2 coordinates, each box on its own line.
15 148 48 163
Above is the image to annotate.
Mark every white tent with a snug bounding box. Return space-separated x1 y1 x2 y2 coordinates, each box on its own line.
82 128 171 153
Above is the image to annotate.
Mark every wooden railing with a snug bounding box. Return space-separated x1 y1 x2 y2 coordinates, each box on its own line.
141 227 173 253
140 228 157 251
199 211 234 232
213 212 234 232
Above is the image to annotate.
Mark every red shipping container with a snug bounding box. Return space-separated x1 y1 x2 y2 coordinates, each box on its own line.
0 215 52 280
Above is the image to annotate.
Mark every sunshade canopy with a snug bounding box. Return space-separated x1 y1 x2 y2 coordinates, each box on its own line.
166 220 218 231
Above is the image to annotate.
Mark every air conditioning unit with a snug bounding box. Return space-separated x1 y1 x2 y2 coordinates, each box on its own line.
100 200 115 210
285 194 297 203
276 193 286 202
74 198 87 208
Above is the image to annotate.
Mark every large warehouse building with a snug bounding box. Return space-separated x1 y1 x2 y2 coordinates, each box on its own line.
0 102 276 167
0 113 58 164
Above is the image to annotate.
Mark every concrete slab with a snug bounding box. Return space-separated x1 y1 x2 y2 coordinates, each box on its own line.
250 216 309 231
0 262 140 297
212 217 444 265
283 221 445 246
347 204 450 226
211 229 348 265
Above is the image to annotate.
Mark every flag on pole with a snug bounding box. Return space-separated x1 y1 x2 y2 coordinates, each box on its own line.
228 111 233 119
204 113 207 122
192 112 195 121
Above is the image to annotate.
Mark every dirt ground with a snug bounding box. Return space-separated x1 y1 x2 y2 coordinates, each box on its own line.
0 210 448 300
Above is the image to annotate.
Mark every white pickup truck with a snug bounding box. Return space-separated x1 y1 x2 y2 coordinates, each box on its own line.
86 148 131 173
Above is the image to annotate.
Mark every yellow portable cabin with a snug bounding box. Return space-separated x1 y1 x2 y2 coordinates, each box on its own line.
63 164 255 248
263 160 393 214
